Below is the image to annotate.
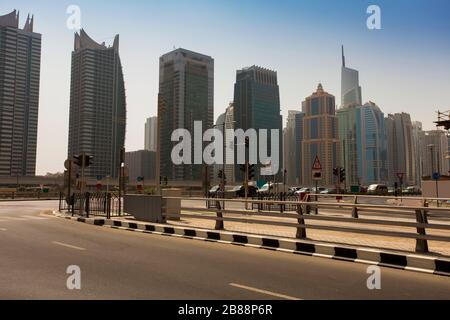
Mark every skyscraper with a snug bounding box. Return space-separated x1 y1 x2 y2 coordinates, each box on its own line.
359 102 388 185
233 66 282 182
385 113 416 186
412 121 425 184
420 130 449 178
67 29 126 179
158 48 214 181
145 116 157 152
301 84 340 187
0 10 41 176
338 46 363 188
283 110 303 185
341 46 362 108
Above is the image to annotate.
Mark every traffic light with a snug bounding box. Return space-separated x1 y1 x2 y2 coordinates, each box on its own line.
218 170 223 179
339 168 346 183
245 137 250 148
333 168 339 177
73 155 93 168
248 164 255 181
239 165 246 173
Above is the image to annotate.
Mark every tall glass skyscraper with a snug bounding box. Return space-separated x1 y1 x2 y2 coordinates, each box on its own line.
0 10 41 176
67 29 126 179
283 110 303 185
158 48 214 181
233 66 282 182
341 46 362 108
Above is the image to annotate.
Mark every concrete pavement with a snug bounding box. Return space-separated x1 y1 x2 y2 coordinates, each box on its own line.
0 201 450 299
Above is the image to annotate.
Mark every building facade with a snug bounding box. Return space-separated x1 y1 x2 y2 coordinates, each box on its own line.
158 48 214 181
301 84 340 187
125 150 156 183
420 130 449 178
67 29 126 179
385 113 416 186
0 10 41 176
341 46 362 108
412 121 425 184
233 66 282 182
283 110 303 186
145 116 157 152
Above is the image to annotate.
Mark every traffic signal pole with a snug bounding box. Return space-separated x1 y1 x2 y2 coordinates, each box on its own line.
244 161 249 210
80 152 86 215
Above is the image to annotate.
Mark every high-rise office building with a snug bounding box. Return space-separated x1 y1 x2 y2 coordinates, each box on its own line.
158 48 214 182
0 10 41 176
341 46 362 108
385 113 416 186
67 29 126 179
213 103 235 184
412 121 425 184
283 110 303 185
359 102 388 185
338 47 364 188
420 130 449 178
145 116 157 152
233 66 282 182
301 84 340 187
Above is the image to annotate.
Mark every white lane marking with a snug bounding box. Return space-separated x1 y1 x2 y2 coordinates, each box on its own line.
21 215 48 220
0 228 6 231
229 283 302 300
52 241 86 251
1 216 27 221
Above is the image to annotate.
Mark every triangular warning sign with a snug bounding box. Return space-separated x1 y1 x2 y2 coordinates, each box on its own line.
312 156 322 171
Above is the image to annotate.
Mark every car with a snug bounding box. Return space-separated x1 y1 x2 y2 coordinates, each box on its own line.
257 182 285 194
294 187 311 200
367 184 388 195
208 185 220 197
320 188 337 194
311 187 326 193
231 185 258 198
288 187 302 195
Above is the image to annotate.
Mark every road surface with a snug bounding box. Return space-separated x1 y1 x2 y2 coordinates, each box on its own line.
0 201 449 299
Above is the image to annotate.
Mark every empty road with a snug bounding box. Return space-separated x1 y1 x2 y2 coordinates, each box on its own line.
0 201 449 299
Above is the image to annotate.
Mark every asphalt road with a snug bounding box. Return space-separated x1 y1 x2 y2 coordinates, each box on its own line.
0 201 449 300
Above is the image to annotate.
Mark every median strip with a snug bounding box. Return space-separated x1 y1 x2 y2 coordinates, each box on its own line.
53 211 450 277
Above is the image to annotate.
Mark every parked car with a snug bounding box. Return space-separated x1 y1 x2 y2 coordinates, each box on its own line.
257 182 285 194
320 188 337 195
367 184 388 195
231 185 258 198
295 187 311 200
208 185 220 197
288 187 302 196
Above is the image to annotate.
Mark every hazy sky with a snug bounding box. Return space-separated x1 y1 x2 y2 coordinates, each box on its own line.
2 0 450 174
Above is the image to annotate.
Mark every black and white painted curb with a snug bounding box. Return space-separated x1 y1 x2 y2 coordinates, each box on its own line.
54 212 450 277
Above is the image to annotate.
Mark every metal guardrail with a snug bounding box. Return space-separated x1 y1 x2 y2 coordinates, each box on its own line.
0 191 60 200
164 196 450 254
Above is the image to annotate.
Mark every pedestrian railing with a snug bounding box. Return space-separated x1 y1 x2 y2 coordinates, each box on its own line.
58 192 125 218
163 196 450 254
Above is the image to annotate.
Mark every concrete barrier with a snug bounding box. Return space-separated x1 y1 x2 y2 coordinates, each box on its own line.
123 194 165 223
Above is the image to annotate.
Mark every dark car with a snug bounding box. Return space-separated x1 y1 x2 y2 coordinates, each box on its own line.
232 185 258 198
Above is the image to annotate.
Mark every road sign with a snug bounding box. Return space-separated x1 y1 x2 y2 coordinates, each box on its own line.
312 156 322 181
312 156 322 171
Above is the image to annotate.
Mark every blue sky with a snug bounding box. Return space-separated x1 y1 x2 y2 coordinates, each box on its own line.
2 0 450 174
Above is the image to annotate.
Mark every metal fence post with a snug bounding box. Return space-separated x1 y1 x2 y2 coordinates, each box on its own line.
85 192 90 218
215 200 224 230
106 193 111 219
296 204 306 239
305 194 311 215
351 196 359 218
415 209 429 253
